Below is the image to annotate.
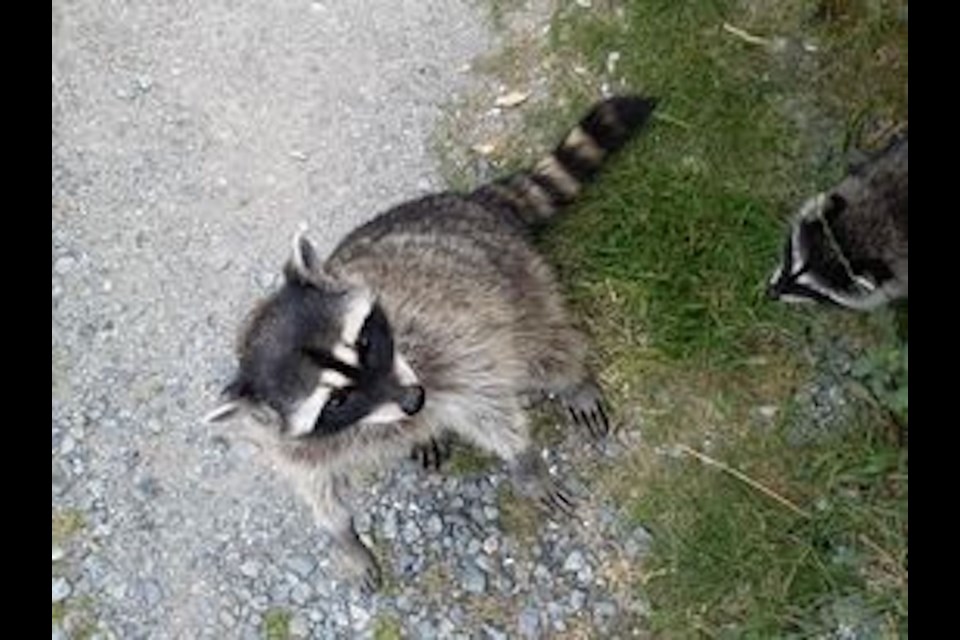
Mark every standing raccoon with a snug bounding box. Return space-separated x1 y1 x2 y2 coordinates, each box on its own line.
205 95 657 591
768 132 908 310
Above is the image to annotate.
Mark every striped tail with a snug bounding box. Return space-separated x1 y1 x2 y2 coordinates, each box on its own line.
470 95 657 227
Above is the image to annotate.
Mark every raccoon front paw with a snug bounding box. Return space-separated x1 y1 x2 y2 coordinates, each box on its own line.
533 476 577 519
340 543 383 595
558 380 610 439
410 436 452 471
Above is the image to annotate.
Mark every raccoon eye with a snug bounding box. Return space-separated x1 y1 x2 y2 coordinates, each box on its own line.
357 334 370 352
326 387 351 410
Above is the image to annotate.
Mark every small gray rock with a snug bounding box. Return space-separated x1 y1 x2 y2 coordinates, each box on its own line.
349 602 370 630
138 579 163 608
569 589 586 612
401 519 421 544
382 511 398 540
239 560 260 579
463 566 486 594
52 546 66 562
54 256 77 275
415 619 436 640
285 554 316 579
289 614 310 638
483 505 499 521
52 624 68 640
290 582 312 606
52 577 72 603
562 550 584 573
482 535 499 555
60 436 77 455
425 514 443 537
518 607 540 639
466 538 481 555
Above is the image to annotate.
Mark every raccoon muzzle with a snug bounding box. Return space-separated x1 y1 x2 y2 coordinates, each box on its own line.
472 95 657 227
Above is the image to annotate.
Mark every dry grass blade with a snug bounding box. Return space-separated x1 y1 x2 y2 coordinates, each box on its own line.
676 444 812 518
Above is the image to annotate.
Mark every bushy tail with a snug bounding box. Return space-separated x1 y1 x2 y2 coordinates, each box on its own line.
470 95 657 227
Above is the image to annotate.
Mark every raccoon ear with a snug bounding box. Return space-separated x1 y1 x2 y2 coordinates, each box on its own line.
287 228 321 283
823 193 848 224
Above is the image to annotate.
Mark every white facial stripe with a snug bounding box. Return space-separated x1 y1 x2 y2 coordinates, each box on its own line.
288 386 332 437
362 403 407 425
768 264 783 286
393 352 419 385
789 223 806 276
332 343 359 367
319 369 351 389
798 192 827 221
341 292 374 345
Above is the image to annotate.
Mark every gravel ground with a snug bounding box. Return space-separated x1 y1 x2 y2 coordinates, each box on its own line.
52 1 652 637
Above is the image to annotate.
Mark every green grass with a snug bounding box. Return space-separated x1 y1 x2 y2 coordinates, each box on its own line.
52 509 85 546
262 608 291 640
372 614 405 640
452 0 907 636
633 405 906 637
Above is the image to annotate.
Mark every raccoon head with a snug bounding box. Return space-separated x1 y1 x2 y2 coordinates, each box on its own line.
766 192 893 311
205 231 425 437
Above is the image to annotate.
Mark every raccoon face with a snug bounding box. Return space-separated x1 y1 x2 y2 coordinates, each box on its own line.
767 192 889 310
205 232 425 436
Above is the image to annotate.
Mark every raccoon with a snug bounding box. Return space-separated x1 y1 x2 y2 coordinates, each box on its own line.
205 95 657 591
767 132 907 310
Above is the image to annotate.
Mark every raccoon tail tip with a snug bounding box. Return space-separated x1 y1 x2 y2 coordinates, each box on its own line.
579 94 659 154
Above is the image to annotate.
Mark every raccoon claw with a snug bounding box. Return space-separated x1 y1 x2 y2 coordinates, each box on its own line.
560 381 611 438
537 477 578 519
410 436 451 471
357 563 382 596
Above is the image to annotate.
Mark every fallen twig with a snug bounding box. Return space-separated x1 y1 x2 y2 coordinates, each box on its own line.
722 22 774 47
676 444 812 518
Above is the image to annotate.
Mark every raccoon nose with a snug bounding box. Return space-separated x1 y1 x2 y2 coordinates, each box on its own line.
398 385 425 416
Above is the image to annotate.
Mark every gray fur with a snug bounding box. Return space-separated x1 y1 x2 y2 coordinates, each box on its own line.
207 96 655 590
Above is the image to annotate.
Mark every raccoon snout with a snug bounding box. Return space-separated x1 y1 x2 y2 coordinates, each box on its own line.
397 385 425 416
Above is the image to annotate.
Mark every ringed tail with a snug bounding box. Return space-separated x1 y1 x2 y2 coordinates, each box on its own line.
470 94 657 227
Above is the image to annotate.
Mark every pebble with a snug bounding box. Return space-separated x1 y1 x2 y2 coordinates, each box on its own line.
401 519 421 544
239 560 260 579
425 514 443 537
562 549 584 573
349 603 371 630
289 614 310 638
52 546 66 562
52 577 72 603
54 256 77 275
60 436 77 455
482 535 499 555
463 566 487 594
518 607 540 638
569 589 586 612
285 554 316 579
